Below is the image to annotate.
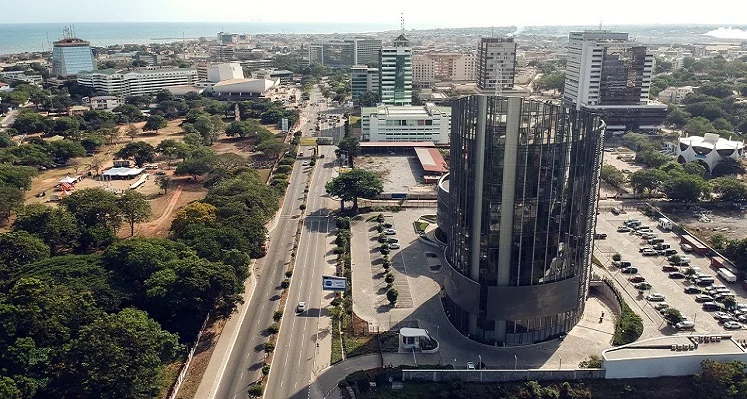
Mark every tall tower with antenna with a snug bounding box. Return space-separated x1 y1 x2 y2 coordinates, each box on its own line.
400 12 405 33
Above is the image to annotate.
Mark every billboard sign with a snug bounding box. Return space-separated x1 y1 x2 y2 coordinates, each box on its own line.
322 275 346 291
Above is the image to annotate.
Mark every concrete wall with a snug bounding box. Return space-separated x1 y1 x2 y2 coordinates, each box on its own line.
589 280 623 315
402 369 605 382
604 354 747 379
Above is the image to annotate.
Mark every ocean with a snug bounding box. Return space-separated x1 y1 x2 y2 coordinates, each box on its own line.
2 23 747 56
0 22 400 55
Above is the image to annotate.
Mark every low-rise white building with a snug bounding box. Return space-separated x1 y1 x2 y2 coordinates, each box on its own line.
88 96 121 110
361 103 451 144
603 335 747 379
677 133 745 175
77 68 199 97
658 86 694 104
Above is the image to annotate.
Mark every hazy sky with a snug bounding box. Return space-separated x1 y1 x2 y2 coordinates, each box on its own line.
1 0 745 26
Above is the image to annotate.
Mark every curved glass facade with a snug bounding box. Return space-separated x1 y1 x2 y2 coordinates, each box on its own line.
441 95 605 345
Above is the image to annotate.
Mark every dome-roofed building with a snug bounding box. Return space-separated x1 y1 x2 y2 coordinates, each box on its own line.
676 133 745 175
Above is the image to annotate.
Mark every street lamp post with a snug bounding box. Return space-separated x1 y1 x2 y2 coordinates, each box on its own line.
514 354 518 370
479 354 483 382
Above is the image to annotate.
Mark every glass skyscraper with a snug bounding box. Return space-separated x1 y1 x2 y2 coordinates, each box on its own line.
437 95 605 345
52 38 96 77
379 34 412 106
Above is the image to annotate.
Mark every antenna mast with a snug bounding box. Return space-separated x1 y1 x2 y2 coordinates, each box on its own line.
400 12 405 33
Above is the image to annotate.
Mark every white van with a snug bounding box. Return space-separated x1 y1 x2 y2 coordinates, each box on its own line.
681 243 693 252
718 268 737 283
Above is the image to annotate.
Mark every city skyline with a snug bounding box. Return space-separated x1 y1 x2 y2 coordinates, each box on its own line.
2 0 747 27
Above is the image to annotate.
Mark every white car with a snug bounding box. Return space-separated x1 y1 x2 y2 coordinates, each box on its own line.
388 243 401 249
384 229 397 235
646 293 666 302
302 161 310 166
466 362 476 370
724 321 743 330
675 320 696 331
296 301 306 313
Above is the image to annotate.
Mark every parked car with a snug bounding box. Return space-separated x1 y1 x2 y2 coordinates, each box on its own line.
696 295 715 303
642 248 658 256
669 272 686 279
713 311 732 320
639 245 653 253
724 321 743 330
384 229 397 235
628 275 646 283
594 233 607 239
658 249 678 257
646 293 666 302
702 302 723 311
684 286 702 294
617 226 631 232
621 267 639 274
388 243 401 249
466 362 476 370
387 238 399 243
675 320 696 331
613 260 632 268
653 302 670 311
662 265 679 272
681 243 693 252
634 282 652 290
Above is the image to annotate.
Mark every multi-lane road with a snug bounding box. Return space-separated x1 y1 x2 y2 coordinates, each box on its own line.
210 85 343 399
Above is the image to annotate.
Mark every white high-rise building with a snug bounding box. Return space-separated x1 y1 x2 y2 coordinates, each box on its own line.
361 103 451 144
476 37 516 93
562 31 666 132
379 34 412 106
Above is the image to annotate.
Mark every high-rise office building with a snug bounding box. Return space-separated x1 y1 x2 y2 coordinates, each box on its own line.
476 38 517 93
52 38 96 77
351 65 379 101
307 37 381 69
350 37 383 66
438 95 605 345
563 31 666 132
379 34 412 106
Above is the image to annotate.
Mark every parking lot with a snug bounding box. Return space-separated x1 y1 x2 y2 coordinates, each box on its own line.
595 209 747 339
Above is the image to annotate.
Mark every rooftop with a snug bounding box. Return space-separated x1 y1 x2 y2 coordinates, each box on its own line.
680 133 745 150
359 141 436 148
53 38 91 47
415 148 448 174
362 103 451 117
603 335 745 361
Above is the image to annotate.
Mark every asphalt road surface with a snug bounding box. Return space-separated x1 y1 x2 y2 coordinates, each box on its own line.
213 88 328 399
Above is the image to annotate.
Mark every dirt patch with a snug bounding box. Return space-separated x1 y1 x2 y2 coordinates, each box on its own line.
668 206 747 243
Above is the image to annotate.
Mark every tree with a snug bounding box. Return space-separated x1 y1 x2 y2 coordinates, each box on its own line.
51 116 80 133
534 71 566 93
630 169 668 195
358 91 380 107
338 136 361 166
325 168 383 211
156 139 189 165
117 190 152 236
663 174 709 202
0 164 37 190
175 155 215 180
0 186 24 220
112 104 143 122
13 204 80 254
87 155 107 176
600 164 625 187
225 120 250 138
685 117 715 135
63 308 180 399
386 288 398 306
48 139 86 162
124 124 140 141
60 188 122 230
635 149 670 168
662 308 684 325
683 162 707 178
257 140 289 160
210 115 225 139
155 175 171 194
712 158 745 177
170 202 218 235
620 132 656 152
144 257 242 337
0 231 50 279
143 114 167 133
713 117 734 132
665 106 691 128
693 360 747 399
194 115 219 145
711 177 747 202
12 111 49 134
115 141 155 167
